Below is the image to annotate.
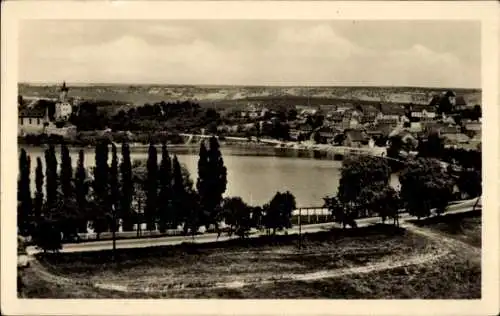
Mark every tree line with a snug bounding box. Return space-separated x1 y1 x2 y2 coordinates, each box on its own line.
18 137 298 252
70 100 214 132
18 137 481 253
324 153 481 228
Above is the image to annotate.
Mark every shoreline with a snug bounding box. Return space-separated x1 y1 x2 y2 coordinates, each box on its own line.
18 141 386 162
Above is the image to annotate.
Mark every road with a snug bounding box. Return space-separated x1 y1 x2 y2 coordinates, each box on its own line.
25 197 480 255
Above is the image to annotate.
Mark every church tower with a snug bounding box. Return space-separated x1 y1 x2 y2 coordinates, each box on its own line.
60 81 69 102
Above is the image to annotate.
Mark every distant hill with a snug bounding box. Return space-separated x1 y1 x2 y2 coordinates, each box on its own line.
18 83 482 110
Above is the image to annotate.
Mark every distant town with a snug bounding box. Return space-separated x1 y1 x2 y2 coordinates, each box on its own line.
18 82 481 156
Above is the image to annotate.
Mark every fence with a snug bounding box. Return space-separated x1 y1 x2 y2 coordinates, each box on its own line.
291 207 334 225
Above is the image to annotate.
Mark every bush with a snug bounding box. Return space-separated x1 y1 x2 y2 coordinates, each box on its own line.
33 220 62 253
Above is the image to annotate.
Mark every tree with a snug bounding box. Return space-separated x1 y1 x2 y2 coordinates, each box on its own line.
60 144 73 198
386 135 405 170
437 92 454 115
34 157 44 225
181 163 201 237
109 143 120 256
287 108 298 121
44 144 59 208
33 219 62 253
264 191 296 235
250 206 264 230
120 142 134 231
220 197 252 238
313 131 322 144
472 105 482 121
399 158 454 219
419 131 444 159
145 143 158 231
457 169 482 199
333 133 346 146
197 137 227 230
358 184 400 226
172 155 200 236
18 149 33 235
59 143 81 238
92 141 110 239
323 196 348 227
197 142 209 224
75 150 89 233
337 156 390 208
335 156 390 226
158 142 173 232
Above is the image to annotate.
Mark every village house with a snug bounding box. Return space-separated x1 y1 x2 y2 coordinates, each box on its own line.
18 105 49 136
342 129 369 148
375 113 400 127
296 121 314 134
464 121 481 133
338 110 362 130
441 132 470 146
325 111 344 124
316 125 342 143
410 106 437 121
388 127 419 151
380 104 406 116
429 124 469 146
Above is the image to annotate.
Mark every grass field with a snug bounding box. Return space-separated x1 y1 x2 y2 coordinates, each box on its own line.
410 211 481 248
19 214 481 299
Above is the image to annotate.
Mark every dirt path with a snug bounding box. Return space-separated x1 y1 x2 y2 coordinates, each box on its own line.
402 222 480 262
27 221 479 295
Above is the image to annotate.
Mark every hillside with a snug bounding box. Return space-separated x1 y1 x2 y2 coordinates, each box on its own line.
18 83 482 108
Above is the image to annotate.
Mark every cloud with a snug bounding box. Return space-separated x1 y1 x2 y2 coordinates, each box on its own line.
19 22 480 88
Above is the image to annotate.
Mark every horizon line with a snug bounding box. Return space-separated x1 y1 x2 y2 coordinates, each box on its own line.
18 82 482 91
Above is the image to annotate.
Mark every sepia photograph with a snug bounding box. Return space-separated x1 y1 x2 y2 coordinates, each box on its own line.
2 1 499 315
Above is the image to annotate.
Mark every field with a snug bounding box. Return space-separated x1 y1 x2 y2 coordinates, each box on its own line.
18 214 481 299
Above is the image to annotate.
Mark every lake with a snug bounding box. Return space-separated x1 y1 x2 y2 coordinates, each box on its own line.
20 145 400 207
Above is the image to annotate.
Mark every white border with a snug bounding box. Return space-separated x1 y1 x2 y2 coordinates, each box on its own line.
2 1 499 315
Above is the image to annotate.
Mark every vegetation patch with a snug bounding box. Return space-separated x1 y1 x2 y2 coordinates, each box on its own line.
410 211 481 248
228 252 480 299
29 225 441 297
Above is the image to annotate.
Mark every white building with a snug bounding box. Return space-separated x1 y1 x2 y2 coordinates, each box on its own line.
54 82 73 121
18 106 49 136
411 109 436 120
55 101 73 121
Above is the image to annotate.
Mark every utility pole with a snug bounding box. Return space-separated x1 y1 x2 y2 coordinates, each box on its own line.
111 204 116 261
136 197 141 237
298 208 302 250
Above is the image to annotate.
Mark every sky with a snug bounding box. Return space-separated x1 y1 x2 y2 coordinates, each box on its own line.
19 20 481 88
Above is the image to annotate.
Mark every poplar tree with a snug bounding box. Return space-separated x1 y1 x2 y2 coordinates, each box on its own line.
196 142 209 224
44 144 58 208
172 155 187 232
34 157 44 225
158 142 173 232
60 143 73 198
75 149 88 232
196 136 227 228
18 149 33 235
60 143 82 238
109 143 120 256
145 143 158 231
93 141 109 239
120 142 133 231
